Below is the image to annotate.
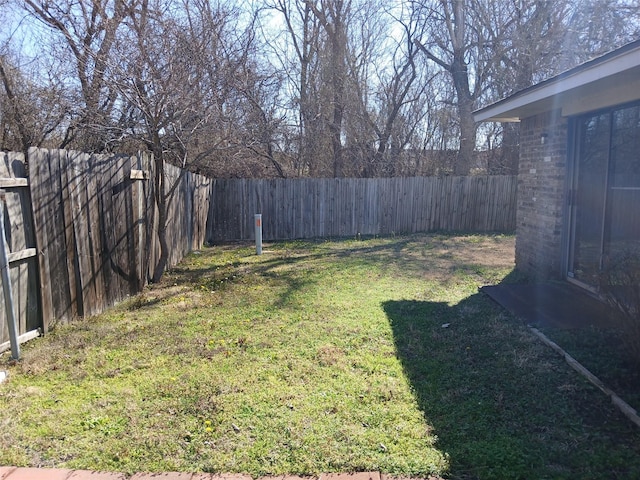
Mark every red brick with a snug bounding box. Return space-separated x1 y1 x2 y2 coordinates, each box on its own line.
207 475 253 480
381 475 444 480
257 476 312 480
4 468 73 480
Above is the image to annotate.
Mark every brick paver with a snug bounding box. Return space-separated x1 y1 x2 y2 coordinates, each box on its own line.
319 473 380 480
0 467 16 479
381 475 444 480
257 476 311 480
130 473 195 480
207 475 253 480
0 468 442 480
68 471 128 479
2 468 73 480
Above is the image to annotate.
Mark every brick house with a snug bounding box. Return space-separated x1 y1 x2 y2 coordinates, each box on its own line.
474 39 640 291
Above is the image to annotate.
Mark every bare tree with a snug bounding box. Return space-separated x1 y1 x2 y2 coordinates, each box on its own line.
411 0 640 176
268 0 334 176
23 0 133 150
8 0 640 183
304 0 351 176
0 51 70 153
475 0 640 173
111 0 255 280
411 0 481 175
347 5 433 176
0 55 32 153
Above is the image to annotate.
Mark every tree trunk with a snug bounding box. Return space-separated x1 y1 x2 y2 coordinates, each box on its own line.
0 58 31 155
413 0 477 176
329 17 346 177
488 122 519 175
450 7 476 176
455 91 476 175
151 151 169 283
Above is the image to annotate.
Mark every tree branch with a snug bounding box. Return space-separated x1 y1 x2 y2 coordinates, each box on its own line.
413 38 451 71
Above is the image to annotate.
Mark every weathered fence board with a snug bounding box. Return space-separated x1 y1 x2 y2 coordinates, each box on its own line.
207 175 517 243
2 149 516 351
27 148 210 327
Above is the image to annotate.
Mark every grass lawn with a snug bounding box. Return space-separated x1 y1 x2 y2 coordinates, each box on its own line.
1 233 639 479
533 324 640 415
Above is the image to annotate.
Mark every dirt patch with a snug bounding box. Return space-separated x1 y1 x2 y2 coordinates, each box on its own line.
446 235 515 268
399 234 515 283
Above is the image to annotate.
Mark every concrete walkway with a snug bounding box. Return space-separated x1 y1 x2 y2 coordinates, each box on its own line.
0 469 442 480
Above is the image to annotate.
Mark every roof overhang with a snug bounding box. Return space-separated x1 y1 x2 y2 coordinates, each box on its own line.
474 40 640 123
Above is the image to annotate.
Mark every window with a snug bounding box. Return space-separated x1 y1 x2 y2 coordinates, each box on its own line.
568 102 640 287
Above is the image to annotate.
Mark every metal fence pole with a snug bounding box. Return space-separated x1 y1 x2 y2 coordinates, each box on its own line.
0 190 19 360
255 214 262 255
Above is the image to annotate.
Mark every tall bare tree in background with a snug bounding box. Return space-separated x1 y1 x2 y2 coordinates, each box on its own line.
346 4 432 176
411 0 479 175
305 0 350 177
3 0 640 182
269 0 336 176
0 54 35 152
23 0 132 151
15 0 275 280
409 0 640 175
268 0 439 176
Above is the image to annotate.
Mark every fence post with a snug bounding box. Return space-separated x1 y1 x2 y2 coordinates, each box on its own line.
0 190 19 360
255 214 262 255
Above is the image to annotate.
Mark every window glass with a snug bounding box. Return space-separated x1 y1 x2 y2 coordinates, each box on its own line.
608 104 640 257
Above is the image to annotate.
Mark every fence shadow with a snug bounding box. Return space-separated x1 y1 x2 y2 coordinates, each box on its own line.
382 293 640 479
172 236 434 311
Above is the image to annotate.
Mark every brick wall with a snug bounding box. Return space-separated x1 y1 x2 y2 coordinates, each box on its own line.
516 109 568 280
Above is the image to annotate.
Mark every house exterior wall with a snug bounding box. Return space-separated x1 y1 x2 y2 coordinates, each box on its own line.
516 109 568 280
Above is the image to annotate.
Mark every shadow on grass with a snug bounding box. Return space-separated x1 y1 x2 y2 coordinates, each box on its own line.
168 238 421 307
483 270 640 416
383 293 640 480
174 234 510 310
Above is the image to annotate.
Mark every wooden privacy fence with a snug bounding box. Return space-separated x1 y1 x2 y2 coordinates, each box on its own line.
207 175 517 242
0 148 210 353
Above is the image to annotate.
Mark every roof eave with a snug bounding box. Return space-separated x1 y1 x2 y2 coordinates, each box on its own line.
474 39 640 123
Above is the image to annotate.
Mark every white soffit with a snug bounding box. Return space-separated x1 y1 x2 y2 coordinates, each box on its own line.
474 42 640 122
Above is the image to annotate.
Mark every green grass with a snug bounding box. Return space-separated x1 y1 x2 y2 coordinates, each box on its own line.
536 324 640 412
1 233 639 479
